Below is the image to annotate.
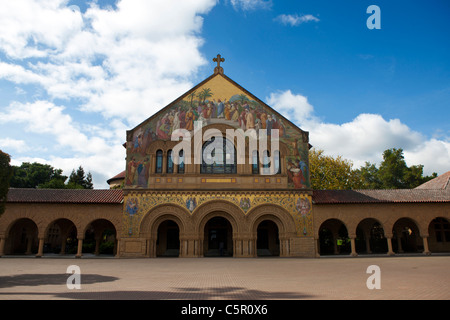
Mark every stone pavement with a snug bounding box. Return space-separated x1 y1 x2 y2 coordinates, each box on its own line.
0 255 449 300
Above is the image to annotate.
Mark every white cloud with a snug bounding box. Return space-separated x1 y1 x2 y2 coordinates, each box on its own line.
0 0 218 187
0 138 29 153
229 0 272 11
266 90 315 124
0 0 217 125
0 100 126 188
275 14 320 27
266 90 450 176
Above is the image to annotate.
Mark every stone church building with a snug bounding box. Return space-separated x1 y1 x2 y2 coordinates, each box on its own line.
1 56 449 258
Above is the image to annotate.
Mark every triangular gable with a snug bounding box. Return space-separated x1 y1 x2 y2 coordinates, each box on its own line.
127 72 309 145
126 71 311 189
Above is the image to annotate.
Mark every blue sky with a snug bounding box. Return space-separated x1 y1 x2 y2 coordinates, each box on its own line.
0 0 449 188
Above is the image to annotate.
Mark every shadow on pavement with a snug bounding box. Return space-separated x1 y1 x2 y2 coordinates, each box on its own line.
0 273 119 288
0 286 314 300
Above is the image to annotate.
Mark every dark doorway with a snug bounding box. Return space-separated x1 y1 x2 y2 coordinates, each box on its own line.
257 220 280 256
204 217 233 257
157 220 180 257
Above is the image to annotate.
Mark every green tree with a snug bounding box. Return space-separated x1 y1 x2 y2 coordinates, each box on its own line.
10 162 68 189
355 162 382 189
0 151 13 216
309 149 363 190
67 166 93 189
356 148 437 189
197 88 213 103
377 148 436 189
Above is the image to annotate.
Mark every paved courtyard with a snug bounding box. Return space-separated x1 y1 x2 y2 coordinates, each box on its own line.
0 255 449 300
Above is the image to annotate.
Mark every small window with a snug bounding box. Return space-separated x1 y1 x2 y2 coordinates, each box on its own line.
274 150 281 174
155 150 163 173
167 150 174 174
178 150 185 174
433 218 450 242
252 150 259 174
262 150 270 175
201 137 236 174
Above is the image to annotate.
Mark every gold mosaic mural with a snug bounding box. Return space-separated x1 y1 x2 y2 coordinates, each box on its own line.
123 192 313 238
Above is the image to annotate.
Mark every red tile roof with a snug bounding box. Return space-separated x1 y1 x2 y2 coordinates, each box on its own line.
313 189 450 204
6 188 123 204
415 171 450 190
107 170 126 184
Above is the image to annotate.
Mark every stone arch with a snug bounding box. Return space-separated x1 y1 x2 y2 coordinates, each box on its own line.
3 217 39 255
247 205 297 257
246 204 296 236
139 204 191 239
317 218 350 256
392 217 422 253
155 219 181 257
44 218 78 255
82 218 118 256
192 200 242 235
355 218 387 254
192 200 242 257
138 204 191 258
1 212 45 239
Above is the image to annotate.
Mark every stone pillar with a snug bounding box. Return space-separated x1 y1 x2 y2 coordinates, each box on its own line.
386 236 395 256
350 236 357 257
280 237 290 257
315 238 321 257
36 238 45 258
145 238 151 257
0 237 5 257
76 238 83 258
114 238 119 257
162 152 167 173
422 236 431 255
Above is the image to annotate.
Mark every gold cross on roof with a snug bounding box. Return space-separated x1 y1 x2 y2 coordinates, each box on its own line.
213 54 225 74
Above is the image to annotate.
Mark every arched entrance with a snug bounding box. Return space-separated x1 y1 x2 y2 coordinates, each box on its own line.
392 218 421 253
318 219 350 255
5 218 39 255
44 219 77 255
256 220 280 256
156 220 180 257
83 219 117 256
355 218 387 254
204 216 233 257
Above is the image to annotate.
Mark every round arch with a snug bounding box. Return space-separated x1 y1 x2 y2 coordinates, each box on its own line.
82 219 118 256
192 200 242 235
44 218 77 255
355 218 387 254
4 218 39 255
139 204 191 239
246 204 297 236
392 217 422 253
155 219 181 257
138 204 191 257
318 218 350 256
192 200 242 257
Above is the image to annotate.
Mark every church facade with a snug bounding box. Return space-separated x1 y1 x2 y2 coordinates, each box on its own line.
0 56 449 258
